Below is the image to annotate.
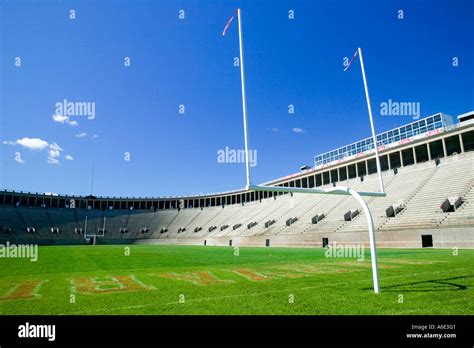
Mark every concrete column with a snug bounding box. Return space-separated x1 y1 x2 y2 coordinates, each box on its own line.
427 143 432 161
399 150 404 167
413 147 417 164
442 138 447 157
459 133 465 153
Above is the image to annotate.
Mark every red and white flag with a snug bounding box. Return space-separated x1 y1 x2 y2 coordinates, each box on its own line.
222 9 238 36
344 50 358 71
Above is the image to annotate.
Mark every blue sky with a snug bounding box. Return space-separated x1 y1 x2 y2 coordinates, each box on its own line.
1 0 473 197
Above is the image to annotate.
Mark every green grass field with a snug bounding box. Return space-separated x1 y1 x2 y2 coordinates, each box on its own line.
0 245 472 315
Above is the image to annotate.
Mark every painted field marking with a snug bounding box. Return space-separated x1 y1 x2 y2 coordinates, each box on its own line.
0 280 48 302
64 267 473 315
70 275 154 295
153 271 234 286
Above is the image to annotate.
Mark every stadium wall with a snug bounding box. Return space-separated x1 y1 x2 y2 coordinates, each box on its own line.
1 116 473 249
128 226 473 249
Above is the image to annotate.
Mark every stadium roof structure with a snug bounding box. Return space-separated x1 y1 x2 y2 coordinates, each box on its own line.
314 113 453 168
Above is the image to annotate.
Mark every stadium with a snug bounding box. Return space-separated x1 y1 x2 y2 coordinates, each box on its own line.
2 112 474 249
0 1 473 326
0 111 473 316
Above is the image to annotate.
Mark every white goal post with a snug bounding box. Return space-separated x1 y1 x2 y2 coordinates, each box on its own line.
83 215 106 241
232 8 386 293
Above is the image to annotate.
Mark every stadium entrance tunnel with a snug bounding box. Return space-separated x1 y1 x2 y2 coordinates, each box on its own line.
440 197 463 212
322 238 329 248
386 203 404 217
422 235 433 248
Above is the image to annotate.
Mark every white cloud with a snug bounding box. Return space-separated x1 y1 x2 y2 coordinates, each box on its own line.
48 143 63 158
3 137 70 165
52 114 78 126
3 137 49 150
65 155 74 160
270 128 279 132
75 132 87 138
91 134 99 139
52 114 67 122
47 142 63 164
47 157 60 165
50 143 61 150
15 156 25 164
292 128 305 133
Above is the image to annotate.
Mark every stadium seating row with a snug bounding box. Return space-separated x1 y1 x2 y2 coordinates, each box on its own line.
1 152 473 246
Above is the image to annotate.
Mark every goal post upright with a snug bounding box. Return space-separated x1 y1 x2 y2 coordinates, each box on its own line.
237 8 252 190
356 47 382 293
230 11 381 293
358 47 384 194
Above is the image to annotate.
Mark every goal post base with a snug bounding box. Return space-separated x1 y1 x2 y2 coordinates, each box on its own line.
248 183 381 294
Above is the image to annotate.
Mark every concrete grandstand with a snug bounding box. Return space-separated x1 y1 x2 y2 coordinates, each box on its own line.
1 112 473 248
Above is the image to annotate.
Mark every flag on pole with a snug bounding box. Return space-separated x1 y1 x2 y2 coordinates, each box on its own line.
222 9 238 36
344 50 358 71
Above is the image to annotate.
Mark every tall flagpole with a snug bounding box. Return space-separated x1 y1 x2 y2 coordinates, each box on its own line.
358 47 384 194
357 47 381 293
237 8 252 190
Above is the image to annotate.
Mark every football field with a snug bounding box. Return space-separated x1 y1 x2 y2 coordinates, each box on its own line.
0 245 472 315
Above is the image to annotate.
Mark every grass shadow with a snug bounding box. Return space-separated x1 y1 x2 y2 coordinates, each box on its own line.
363 275 471 292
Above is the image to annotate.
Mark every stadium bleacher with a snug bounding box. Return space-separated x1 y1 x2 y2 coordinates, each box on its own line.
1 113 473 248
1 151 473 248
